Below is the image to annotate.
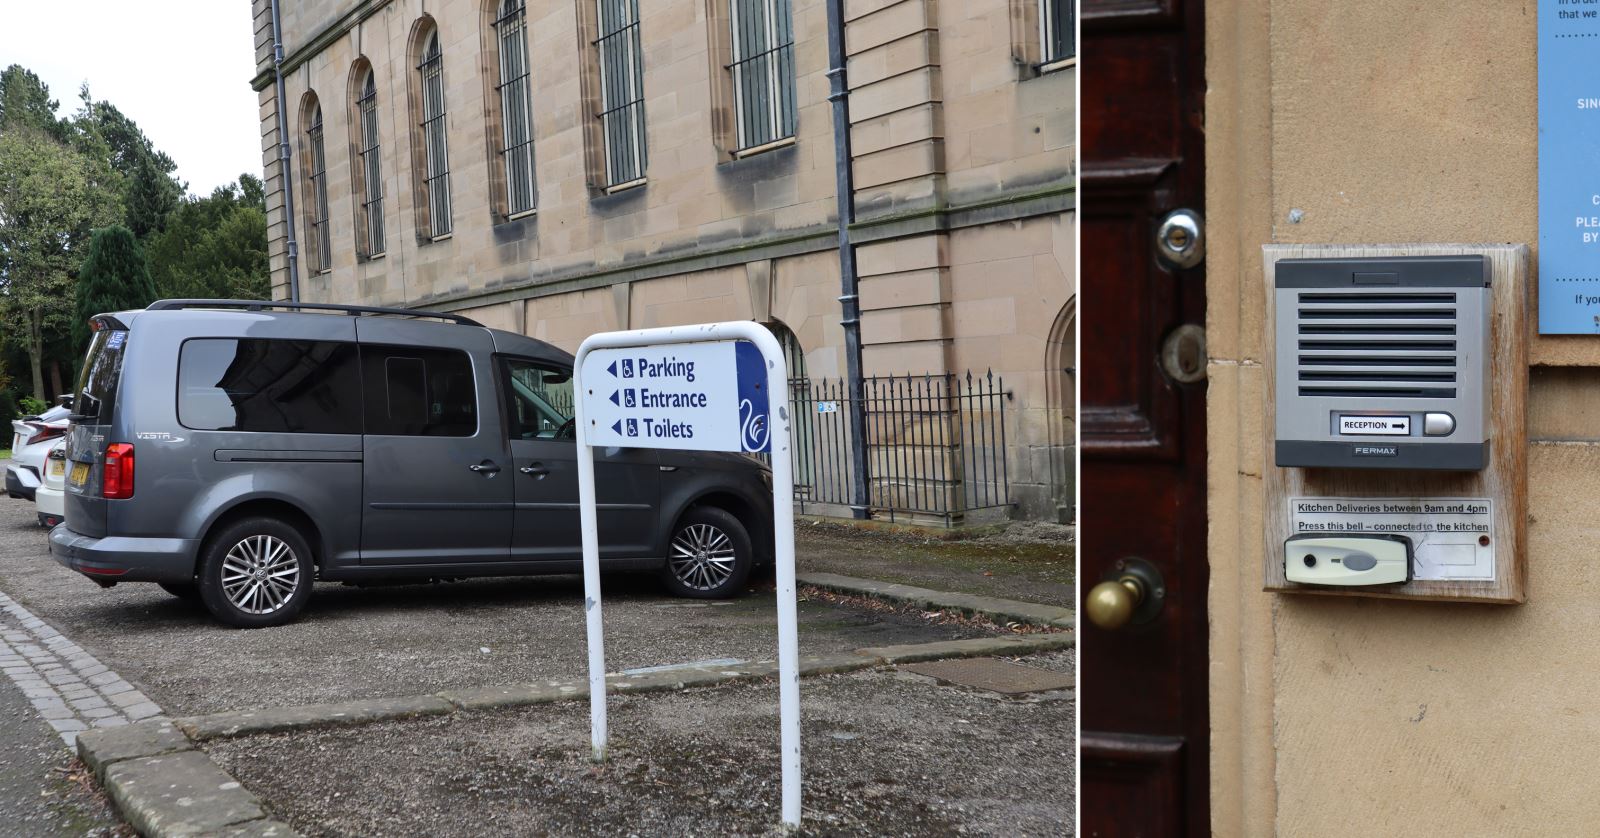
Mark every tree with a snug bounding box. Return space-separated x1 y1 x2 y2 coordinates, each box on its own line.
147 175 270 301
0 65 63 138
74 226 156 349
0 128 121 400
125 153 179 239
72 87 181 241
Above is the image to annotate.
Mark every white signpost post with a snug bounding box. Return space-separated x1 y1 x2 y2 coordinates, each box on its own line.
572 321 801 829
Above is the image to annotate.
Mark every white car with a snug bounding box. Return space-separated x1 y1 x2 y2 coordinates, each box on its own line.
34 439 65 528
7 404 70 501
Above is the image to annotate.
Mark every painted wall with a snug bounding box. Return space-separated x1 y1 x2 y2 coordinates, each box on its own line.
1207 2 1600 835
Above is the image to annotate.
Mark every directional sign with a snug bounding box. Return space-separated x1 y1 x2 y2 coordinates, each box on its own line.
572 322 801 828
579 340 771 453
1539 0 1600 332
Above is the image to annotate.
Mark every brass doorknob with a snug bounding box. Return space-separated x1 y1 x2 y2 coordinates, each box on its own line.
1085 575 1147 631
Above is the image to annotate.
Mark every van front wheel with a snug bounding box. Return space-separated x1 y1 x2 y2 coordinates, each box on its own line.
197 517 313 628
662 507 753 599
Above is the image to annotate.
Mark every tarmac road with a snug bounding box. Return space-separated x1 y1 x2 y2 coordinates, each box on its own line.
0 673 126 837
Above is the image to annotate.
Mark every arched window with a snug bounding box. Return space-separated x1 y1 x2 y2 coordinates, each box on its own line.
728 0 796 151
493 0 536 215
301 96 331 272
1040 0 1074 66
417 27 452 237
352 67 385 256
593 0 647 187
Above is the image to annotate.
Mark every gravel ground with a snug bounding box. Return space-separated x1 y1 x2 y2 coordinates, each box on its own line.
206 649 1075 837
797 521 1074 607
0 502 997 717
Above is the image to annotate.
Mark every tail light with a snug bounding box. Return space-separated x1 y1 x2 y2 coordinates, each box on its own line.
28 423 66 445
103 443 134 499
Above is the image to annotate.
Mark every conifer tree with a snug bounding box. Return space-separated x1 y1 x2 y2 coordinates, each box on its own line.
73 225 157 350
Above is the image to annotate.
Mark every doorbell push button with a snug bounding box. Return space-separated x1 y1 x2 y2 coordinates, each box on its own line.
1284 534 1412 586
1423 413 1455 436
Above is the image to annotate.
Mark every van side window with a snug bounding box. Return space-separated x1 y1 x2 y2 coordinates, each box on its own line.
362 346 477 436
502 358 575 440
178 339 362 433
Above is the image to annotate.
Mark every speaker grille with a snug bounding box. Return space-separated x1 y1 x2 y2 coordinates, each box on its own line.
1295 292 1458 399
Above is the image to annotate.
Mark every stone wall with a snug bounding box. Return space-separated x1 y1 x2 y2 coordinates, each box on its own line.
1204 1 1600 834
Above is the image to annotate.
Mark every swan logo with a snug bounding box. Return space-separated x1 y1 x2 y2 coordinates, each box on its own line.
740 398 768 453
735 341 771 453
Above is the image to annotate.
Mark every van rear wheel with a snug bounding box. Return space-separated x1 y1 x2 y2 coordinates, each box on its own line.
662 507 753 599
197 517 313 628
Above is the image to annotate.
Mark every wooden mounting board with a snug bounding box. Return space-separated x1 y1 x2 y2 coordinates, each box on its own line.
1262 244 1529 604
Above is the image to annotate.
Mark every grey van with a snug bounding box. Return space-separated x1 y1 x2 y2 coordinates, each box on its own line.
50 300 774 628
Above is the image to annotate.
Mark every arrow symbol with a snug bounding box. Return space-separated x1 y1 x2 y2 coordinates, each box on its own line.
610 390 621 406
612 420 622 435
607 360 618 377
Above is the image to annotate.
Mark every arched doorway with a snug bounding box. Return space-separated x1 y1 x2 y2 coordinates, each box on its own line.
1046 302 1075 524
763 320 815 494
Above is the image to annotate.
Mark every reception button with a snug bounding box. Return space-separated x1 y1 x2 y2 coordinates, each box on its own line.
1423 413 1455 436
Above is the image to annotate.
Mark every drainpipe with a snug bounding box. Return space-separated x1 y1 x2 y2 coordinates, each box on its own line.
269 0 302 303
825 0 869 520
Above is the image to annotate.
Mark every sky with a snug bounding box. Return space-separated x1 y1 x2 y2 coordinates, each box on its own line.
0 0 262 196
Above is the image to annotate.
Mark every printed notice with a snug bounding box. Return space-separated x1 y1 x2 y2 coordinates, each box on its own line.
1288 498 1495 582
1539 0 1600 332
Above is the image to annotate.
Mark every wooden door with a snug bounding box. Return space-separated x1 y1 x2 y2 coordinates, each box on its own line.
1079 0 1209 834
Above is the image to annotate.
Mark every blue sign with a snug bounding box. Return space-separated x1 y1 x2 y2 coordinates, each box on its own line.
1539 0 1600 333
734 341 770 453
581 340 771 453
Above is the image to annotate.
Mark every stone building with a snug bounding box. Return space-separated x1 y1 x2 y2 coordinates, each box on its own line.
248 0 1075 524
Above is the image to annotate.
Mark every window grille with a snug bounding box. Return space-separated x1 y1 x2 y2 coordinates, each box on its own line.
729 0 796 152
306 104 331 271
357 71 386 255
495 0 536 214
1041 0 1074 65
594 0 647 187
419 32 452 236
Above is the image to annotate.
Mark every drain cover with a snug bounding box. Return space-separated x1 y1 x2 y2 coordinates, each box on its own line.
900 657 1073 695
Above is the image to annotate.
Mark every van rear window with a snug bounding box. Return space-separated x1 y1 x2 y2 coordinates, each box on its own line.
178 339 362 434
74 329 127 424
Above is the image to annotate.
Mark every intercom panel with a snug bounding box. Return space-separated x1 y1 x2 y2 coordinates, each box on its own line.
1274 255 1491 471
1261 244 1528 605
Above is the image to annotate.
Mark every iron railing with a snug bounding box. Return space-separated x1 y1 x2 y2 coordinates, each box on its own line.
774 371 1012 526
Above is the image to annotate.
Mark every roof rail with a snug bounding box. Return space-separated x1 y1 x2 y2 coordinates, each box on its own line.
143 299 484 327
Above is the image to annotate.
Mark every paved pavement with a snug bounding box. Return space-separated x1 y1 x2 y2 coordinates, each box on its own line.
0 590 164 746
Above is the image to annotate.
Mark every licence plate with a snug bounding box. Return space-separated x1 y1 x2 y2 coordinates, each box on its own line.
49 460 64 477
69 463 89 486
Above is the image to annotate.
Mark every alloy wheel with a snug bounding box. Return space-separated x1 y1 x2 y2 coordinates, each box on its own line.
670 523 737 591
221 535 301 615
